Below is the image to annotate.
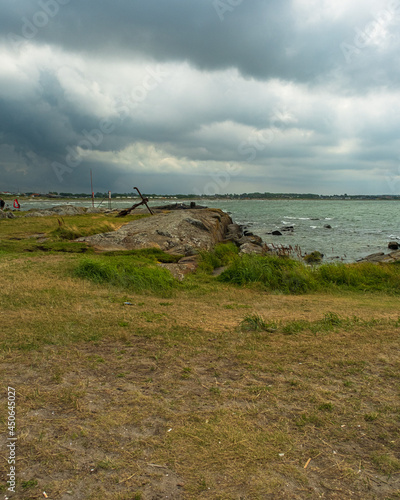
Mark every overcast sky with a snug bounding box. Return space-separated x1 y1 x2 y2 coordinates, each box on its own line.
1 0 400 195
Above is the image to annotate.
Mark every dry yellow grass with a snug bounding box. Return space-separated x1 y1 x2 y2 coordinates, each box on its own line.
0 248 400 498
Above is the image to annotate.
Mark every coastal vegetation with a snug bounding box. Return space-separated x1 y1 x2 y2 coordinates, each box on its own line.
217 253 400 295
1 212 400 498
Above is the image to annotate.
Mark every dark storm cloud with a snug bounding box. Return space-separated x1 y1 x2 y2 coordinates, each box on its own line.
1 0 400 194
2 0 399 85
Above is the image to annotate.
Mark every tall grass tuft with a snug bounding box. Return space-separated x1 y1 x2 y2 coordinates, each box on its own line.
316 262 400 293
218 254 317 294
240 314 277 333
74 258 177 296
198 242 239 274
218 254 400 295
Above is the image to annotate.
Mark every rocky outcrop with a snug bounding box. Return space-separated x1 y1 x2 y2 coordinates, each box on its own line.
239 243 263 254
357 250 400 263
77 208 233 255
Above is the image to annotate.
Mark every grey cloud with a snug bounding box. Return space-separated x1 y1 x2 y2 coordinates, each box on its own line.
1 1 400 195
2 0 399 86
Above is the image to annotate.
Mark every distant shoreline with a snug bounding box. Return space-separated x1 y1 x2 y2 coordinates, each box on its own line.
2 195 400 208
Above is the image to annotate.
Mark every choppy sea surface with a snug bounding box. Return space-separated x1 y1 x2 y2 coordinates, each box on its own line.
13 198 400 262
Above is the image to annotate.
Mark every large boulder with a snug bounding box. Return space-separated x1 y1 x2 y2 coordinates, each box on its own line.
77 208 233 255
388 241 399 250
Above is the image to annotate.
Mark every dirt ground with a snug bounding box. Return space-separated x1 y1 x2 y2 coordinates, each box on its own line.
1 254 400 499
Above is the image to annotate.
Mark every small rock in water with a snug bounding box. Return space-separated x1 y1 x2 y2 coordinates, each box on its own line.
388 241 399 250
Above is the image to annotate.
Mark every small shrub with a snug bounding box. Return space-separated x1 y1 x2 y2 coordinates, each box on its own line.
304 251 323 264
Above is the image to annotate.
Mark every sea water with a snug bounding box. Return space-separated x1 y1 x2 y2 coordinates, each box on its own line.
210 199 400 262
12 198 400 262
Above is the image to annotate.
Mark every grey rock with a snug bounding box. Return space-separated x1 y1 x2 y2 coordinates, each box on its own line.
49 205 86 215
24 210 54 217
156 230 173 237
236 234 263 246
184 217 209 231
388 241 399 250
239 243 263 254
77 208 233 256
225 223 243 241
357 251 400 263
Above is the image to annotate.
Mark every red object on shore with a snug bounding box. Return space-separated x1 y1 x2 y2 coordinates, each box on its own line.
13 199 20 209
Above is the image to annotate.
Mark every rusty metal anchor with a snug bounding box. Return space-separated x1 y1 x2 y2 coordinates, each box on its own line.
116 186 154 217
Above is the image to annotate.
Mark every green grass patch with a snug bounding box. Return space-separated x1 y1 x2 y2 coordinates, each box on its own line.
218 254 317 294
0 238 92 254
371 453 400 474
198 242 238 273
239 312 395 338
50 219 116 240
218 254 400 295
73 257 177 296
0 212 148 255
317 261 400 293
